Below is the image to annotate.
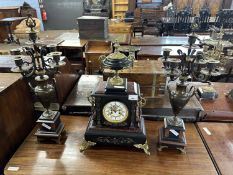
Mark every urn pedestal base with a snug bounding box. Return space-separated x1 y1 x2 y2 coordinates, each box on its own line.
80 115 150 155
158 117 187 154
35 111 65 144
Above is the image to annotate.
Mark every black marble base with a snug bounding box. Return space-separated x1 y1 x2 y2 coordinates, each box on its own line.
84 116 147 146
158 127 187 151
105 77 127 94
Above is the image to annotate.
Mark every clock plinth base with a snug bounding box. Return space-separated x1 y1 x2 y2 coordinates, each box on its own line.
158 127 187 154
81 116 150 155
105 77 127 94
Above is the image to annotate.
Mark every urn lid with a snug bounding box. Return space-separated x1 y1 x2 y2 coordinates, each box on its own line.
35 75 49 81
105 51 126 60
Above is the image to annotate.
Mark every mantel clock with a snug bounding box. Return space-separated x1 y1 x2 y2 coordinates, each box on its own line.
80 42 150 155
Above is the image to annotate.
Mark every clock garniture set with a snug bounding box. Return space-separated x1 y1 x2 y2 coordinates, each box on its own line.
80 42 150 155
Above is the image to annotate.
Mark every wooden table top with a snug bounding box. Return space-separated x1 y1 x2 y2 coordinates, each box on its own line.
198 82 233 121
0 17 26 22
0 6 20 10
197 122 233 175
131 35 210 46
57 33 131 48
138 46 203 57
0 73 21 93
58 39 87 48
4 116 217 175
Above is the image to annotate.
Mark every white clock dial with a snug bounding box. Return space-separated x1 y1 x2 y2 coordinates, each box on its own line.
102 101 128 123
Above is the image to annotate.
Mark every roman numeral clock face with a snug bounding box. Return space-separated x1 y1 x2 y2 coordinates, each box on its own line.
102 101 129 123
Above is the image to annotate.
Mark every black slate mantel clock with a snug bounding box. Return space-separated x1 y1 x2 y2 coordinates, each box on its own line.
80 81 150 155
80 41 149 155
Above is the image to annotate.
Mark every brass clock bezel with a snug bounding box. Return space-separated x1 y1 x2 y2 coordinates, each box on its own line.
102 101 129 123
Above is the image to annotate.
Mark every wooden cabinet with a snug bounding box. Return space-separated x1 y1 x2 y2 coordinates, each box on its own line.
84 41 113 74
112 0 129 19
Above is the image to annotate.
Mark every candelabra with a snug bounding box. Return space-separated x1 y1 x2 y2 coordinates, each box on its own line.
11 15 66 143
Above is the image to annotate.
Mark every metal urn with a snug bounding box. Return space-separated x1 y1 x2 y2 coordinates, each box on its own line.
34 75 56 119
158 79 195 153
167 81 195 127
100 42 134 91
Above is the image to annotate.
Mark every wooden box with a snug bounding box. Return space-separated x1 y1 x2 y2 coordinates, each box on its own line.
84 40 113 74
77 16 108 39
103 60 166 97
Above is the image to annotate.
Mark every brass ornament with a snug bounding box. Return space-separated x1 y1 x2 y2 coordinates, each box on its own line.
134 141 150 155
80 139 96 152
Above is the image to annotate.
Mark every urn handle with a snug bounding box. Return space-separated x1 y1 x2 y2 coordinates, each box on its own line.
138 95 146 107
188 85 196 97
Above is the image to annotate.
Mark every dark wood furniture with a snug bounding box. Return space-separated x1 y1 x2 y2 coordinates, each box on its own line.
161 17 216 35
0 17 26 44
62 75 103 115
103 60 166 97
137 46 203 60
57 32 131 71
198 82 233 121
58 39 87 71
215 9 233 29
131 36 187 46
143 93 203 122
197 122 233 175
77 16 108 39
0 6 21 42
4 116 217 175
131 36 209 46
199 7 211 31
173 10 192 34
0 73 35 174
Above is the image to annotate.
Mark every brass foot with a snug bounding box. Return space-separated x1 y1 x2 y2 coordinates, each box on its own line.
177 147 186 154
134 141 150 155
157 145 168 152
80 139 96 152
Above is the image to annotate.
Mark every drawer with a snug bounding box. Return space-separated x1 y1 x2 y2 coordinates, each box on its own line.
109 27 131 33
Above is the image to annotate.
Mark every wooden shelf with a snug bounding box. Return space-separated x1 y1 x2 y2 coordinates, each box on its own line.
112 0 129 19
114 3 128 5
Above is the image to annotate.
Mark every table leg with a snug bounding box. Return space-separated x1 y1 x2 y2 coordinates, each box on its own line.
6 22 20 45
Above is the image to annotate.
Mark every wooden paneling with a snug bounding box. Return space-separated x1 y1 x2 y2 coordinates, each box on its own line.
4 116 217 175
0 73 35 174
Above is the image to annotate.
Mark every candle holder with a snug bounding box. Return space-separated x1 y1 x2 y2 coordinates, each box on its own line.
11 15 66 143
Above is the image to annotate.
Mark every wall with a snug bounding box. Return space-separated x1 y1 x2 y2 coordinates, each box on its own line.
0 0 44 30
43 0 83 30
